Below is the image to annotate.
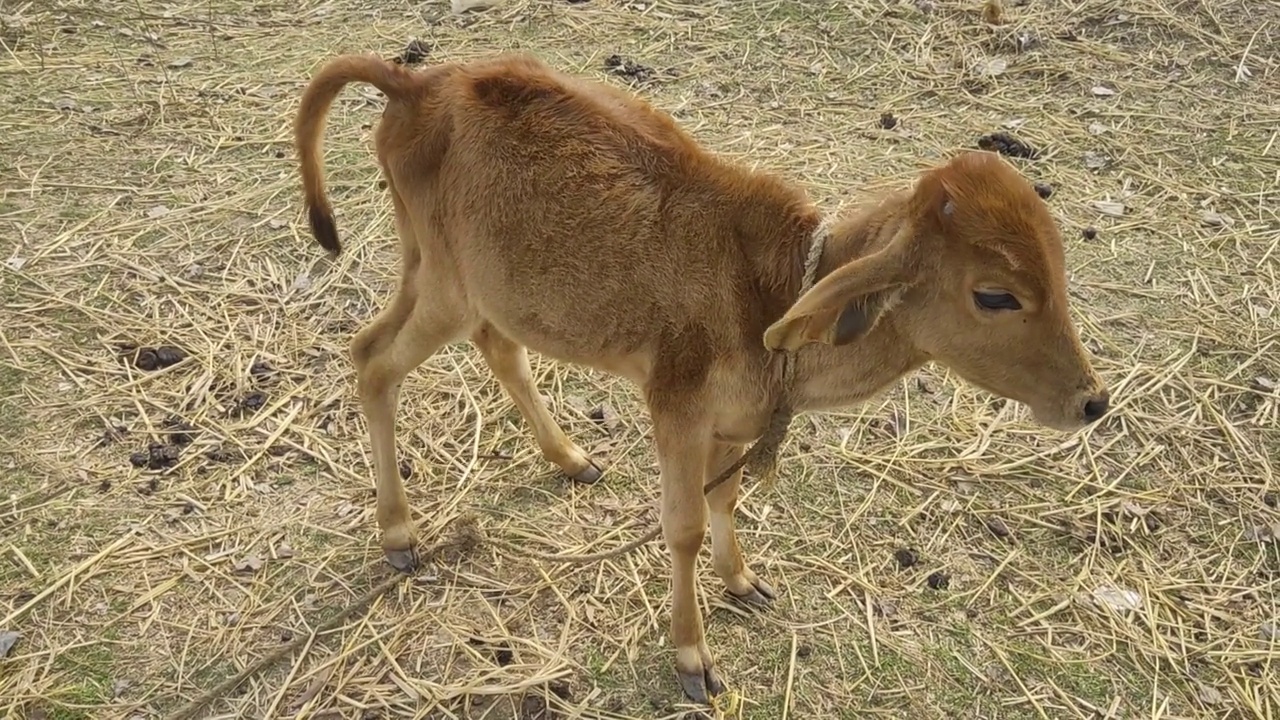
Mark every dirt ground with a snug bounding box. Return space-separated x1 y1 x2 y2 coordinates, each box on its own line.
1 0 1277 718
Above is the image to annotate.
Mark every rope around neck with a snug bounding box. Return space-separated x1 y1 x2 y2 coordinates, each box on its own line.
487 219 831 565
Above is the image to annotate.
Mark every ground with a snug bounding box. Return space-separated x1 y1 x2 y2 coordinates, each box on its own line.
0 0 1277 718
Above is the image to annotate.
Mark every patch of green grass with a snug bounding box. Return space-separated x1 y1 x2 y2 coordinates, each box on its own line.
39 644 115 720
2 532 60 585
0 358 28 435
1006 640 1117 704
581 644 631 692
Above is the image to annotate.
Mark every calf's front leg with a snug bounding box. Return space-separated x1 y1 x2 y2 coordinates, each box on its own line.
652 409 725 704
706 441 776 606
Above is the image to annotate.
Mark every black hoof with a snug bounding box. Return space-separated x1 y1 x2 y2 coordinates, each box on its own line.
726 577 777 608
676 664 725 705
384 547 419 574
569 462 604 485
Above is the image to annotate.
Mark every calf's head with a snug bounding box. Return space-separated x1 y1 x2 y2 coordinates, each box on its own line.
766 150 1109 431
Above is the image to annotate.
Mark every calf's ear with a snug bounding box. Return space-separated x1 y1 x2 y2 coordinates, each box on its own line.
764 164 955 353
763 234 911 352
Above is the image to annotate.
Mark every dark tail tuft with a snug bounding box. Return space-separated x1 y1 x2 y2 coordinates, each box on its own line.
295 53 420 257
309 204 341 256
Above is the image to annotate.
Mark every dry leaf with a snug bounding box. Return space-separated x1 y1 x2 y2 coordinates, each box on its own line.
1244 523 1280 543
981 57 1008 76
5 256 27 271
276 543 294 559
234 554 263 573
1091 201 1126 217
0 631 20 658
452 0 497 12
1200 211 1232 227
1092 585 1142 612
1120 500 1149 517
1196 683 1222 705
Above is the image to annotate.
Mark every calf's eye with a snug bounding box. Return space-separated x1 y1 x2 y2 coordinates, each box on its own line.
973 291 1022 311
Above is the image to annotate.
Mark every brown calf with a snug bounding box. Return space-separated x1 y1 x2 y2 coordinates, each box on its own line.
294 52 1110 704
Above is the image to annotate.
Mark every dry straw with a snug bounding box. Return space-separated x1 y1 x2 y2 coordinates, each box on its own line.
0 0 1277 718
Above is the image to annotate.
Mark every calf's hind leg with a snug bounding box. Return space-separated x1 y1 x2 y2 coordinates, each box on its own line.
472 323 603 484
351 280 469 573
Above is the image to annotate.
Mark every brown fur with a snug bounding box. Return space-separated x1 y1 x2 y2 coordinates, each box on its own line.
294 51 1110 703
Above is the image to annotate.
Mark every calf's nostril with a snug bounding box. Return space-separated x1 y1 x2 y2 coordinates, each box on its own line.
1083 396 1109 422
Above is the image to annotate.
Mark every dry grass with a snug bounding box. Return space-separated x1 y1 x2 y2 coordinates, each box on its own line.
1 0 1278 718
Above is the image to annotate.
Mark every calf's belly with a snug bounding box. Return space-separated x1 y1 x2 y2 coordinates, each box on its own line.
476 295 657 385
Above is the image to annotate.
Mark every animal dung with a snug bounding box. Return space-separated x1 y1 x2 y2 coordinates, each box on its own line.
397 38 430 65
249 358 277 382
128 344 187 371
161 416 197 445
604 54 654 82
131 442 180 470
893 548 918 569
240 391 267 412
984 516 1012 538
977 131 1038 160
